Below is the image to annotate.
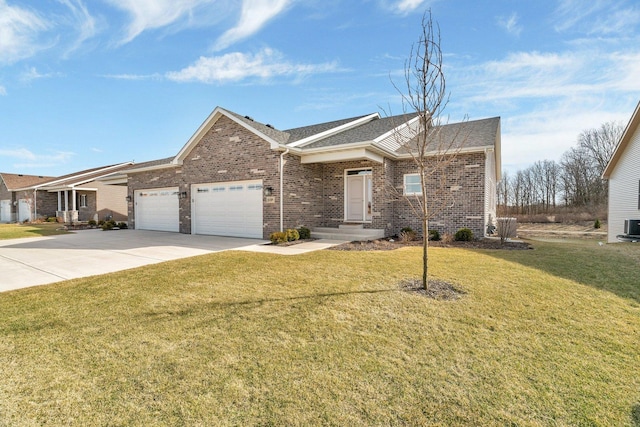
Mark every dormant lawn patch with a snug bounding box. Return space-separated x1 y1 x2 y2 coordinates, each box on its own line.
0 240 638 425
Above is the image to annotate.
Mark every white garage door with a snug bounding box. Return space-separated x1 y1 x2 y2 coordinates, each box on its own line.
1 200 11 222
135 188 179 232
18 199 32 222
192 180 263 238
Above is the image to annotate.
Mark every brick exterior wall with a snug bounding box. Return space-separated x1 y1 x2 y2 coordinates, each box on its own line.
392 152 487 238
0 179 14 221
127 116 282 237
124 115 491 239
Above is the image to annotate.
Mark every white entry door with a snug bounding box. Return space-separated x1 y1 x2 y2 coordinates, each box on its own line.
345 170 372 222
134 188 179 232
0 200 11 222
18 199 32 222
192 180 263 238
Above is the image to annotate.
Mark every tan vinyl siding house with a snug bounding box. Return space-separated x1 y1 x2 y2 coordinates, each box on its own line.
603 101 640 242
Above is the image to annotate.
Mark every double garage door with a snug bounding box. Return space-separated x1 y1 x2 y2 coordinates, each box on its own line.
134 180 263 238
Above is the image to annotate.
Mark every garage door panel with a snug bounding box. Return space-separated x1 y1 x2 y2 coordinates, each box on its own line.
192 180 263 238
135 188 179 232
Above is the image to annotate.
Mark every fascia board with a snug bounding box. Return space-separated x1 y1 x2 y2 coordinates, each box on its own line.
393 144 493 160
603 100 640 178
117 163 176 174
300 147 384 164
287 113 380 148
18 162 133 191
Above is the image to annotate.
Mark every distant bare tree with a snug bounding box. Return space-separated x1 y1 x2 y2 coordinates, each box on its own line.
578 121 623 172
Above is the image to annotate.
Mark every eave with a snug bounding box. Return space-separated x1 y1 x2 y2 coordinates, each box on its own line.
603 100 640 178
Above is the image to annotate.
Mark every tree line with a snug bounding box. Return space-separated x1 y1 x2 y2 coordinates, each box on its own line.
498 121 624 216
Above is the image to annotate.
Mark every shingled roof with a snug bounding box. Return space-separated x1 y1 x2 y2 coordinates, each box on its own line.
0 173 54 190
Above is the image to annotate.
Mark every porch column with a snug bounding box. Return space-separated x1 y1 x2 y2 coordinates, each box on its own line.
64 190 69 211
71 188 76 211
57 191 62 211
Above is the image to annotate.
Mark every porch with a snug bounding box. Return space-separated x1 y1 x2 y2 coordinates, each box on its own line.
311 224 385 241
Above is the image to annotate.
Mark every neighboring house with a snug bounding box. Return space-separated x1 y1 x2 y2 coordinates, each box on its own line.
0 163 133 223
603 101 640 243
0 174 54 222
103 106 501 240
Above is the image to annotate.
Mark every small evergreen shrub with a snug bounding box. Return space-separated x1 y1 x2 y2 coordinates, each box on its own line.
298 226 311 240
117 222 128 229
454 227 474 241
594 218 601 229
428 229 441 241
87 219 97 226
46 217 57 223
269 231 287 244
101 220 117 231
285 228 300 242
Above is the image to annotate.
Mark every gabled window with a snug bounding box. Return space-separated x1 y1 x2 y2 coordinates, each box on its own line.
404 174 422 196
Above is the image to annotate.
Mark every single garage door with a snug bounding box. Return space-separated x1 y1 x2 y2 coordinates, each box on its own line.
135 187 179 232
1 200 11 222
192 180 263 238
18 199 32 222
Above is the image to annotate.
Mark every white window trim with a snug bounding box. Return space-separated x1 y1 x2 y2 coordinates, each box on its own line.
79 194 88 208
404 173 422 196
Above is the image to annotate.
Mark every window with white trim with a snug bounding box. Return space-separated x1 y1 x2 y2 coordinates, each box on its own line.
79 194 87 208
404 174 422 195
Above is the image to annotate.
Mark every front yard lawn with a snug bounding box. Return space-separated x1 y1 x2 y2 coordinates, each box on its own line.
0 223 70 240
0 240 638 425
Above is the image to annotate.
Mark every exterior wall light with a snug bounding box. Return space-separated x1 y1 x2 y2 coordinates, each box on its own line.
264 186 273 196
125 195 132 202
180 191 188 199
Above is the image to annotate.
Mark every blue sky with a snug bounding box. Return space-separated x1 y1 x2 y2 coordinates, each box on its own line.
1 0 639 177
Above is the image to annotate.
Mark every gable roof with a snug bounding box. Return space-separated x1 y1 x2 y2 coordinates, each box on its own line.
119 106 500 174
0 173 54 191
603 100 640 178
8 163 133 192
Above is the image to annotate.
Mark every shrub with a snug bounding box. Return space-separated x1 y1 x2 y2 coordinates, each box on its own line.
298 226 311 240
101 220 117 231
98 220 105 226
454 227 474 241
428 229 441 241
87 219 97 226
269 231 288 244
46 217 57 223
285 228 300 242
594 218 601 229
117 222 128 229
399 227 417 242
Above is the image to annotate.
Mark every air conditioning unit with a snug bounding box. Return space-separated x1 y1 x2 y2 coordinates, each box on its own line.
624 219 640 236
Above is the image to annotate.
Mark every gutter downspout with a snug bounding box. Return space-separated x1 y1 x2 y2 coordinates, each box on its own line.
33 190 37 220
280 148 289 232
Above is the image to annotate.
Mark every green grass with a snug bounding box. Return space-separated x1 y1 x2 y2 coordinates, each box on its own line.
0 240 638 426
0 223 70 240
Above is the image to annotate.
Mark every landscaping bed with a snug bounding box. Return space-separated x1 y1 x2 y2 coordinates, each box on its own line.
329 238 532 251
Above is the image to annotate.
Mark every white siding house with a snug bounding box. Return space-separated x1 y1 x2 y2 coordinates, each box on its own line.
603 101 640 243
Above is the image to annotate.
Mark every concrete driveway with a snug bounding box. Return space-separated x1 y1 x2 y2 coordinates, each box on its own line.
0 229 268 292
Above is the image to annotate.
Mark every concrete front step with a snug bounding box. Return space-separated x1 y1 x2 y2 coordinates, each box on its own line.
311 227 385 242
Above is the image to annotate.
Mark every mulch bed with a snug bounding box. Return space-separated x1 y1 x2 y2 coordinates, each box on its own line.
327 238 532 251
399 278 466 300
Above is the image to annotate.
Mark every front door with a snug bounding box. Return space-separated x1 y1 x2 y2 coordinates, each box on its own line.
345 170 372 222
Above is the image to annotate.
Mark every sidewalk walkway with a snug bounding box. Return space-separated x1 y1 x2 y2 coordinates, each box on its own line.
238 239 348 255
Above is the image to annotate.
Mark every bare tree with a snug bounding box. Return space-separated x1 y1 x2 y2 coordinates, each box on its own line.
389 10 467 290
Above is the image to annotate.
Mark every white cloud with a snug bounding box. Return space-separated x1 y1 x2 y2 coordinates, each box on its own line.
57 0 98 55
214 0 292 51
0 0 50 64
390 0 429 15
0 148 75 169
105 0 219 44
20 66 63 83
497 12 522 37
554 0 640 35
0 85 6 96
166 47 339 83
